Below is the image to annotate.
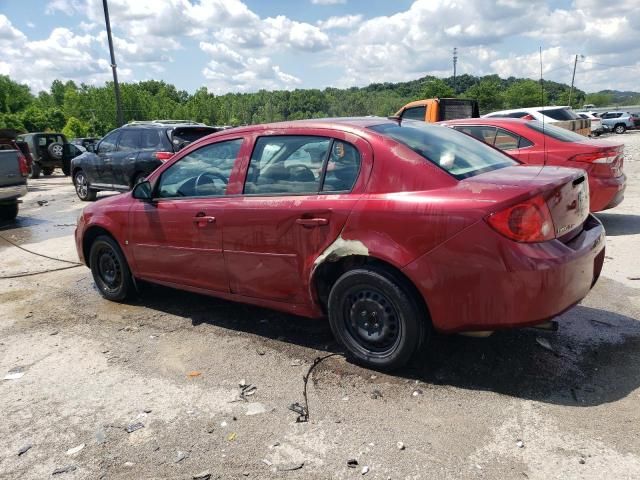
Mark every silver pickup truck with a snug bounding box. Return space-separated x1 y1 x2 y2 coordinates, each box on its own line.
0 149 28 221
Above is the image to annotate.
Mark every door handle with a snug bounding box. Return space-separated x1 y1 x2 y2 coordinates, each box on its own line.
193 214 216 227
296 217 328 227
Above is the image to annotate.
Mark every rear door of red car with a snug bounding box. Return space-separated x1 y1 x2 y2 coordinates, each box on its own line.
222 129 372 303
127 136 248 292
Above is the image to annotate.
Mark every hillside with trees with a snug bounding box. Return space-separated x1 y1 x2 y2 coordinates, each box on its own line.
1 72 630 137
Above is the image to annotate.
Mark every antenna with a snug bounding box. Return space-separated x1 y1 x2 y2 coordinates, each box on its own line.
539 46 546 166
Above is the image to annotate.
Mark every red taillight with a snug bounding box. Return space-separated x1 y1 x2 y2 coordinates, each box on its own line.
487 195 555 243
521 114 535 120
17 153 29 176
570 149 619 164
154 151 173 161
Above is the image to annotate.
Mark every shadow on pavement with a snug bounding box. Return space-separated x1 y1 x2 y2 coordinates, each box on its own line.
131 278 640 408
596 212 640 236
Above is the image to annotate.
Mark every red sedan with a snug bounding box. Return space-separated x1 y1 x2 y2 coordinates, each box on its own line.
75 118 605 370
441 118 626 212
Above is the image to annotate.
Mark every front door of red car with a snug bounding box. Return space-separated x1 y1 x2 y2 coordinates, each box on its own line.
128 138 244 292
223 133 369 303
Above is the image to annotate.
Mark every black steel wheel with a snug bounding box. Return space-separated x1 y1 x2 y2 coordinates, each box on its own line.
328 265 427 370
89 235 134 302
74 169 97 201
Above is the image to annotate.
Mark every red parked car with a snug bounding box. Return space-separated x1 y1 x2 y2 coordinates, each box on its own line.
440 118 626 212
75 118 605 370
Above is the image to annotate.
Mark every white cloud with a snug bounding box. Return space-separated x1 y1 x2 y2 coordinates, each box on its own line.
317 14 362 30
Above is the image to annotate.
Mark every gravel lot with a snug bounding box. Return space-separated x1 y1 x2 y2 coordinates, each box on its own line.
1 132 639 480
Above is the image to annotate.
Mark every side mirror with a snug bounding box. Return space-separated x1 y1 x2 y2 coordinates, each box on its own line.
132 180 153 201
86 144 95 153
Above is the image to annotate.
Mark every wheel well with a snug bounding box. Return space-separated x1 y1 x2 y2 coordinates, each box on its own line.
72 166 82 178
82 226 114 266
312 255 430 319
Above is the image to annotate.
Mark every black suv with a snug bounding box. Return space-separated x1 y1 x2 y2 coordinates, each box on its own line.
71 121 224 201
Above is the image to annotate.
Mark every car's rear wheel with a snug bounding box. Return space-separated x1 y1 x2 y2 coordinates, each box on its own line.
30 162 41 179
614 124 626 134
89 235 134 302
73 169 97 201
328 265 426 371
0 202 18 221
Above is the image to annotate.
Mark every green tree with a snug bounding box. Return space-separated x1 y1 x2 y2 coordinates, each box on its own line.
463 77 504 114
0 75 33 113
502 80 546 108
62 116 90 138
0 113 26 132
584 92 614 107
422 78 455 98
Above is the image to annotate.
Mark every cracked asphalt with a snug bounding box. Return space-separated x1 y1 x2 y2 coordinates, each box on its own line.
1 132 639 479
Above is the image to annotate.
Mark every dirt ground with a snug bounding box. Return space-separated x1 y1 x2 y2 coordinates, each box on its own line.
1 132 639 480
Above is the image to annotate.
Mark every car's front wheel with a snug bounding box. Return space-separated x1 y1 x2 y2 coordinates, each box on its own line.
89 235 135 302
73 169 97 201
30 162 41 179
0 202 18 221
614 124 626 134
328 265 427 371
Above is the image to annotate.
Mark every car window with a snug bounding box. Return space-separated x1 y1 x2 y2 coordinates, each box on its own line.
369 123 516 179
322 141 361 192
244 136 330 194
488 112 528 118
494 128 520 150
140 129 166 150
525 121 589 142
401 106 426 121
97 131 120 154
117 130 140 152
157 139 242 198
518 136 534 148
453 126 497 145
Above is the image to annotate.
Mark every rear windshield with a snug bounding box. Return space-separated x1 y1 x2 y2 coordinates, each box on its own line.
170 127 221 150
539 108 579 121
525 121 589 142
369 121 516 179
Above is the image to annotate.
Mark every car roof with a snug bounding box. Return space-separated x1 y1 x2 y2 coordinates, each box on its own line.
213 117 398 136
441 118 533 127
486 106 572 115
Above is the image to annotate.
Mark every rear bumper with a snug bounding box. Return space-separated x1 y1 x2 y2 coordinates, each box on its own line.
590 174 626 212
0 183 28 203
402 215 605 333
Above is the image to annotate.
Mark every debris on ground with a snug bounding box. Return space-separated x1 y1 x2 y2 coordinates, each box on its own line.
627 277 640 281
397 441 405 450
4 367 26 380
371 389 383 399
17 444 32 456
347 459 359 468
175 451 189 463
277 462 304 472
262 459 273 466
187 371 202 378
66 443 85 455
516 440 524 448
52 465 77 475
193 471 212 480
579 458 586 464
412 389 423 397
95 429 106 445
238 381 257 401
246 402 266 416
536 337 554 352
36 200 49 206
227 432 237 441
126 422 144 433
290 359 303 366
362 465 370 475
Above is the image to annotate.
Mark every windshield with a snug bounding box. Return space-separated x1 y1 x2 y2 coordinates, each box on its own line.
525 121 589 142
369 121 517 179
539 108 579 121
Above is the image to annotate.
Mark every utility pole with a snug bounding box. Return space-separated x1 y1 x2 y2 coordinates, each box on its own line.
453 47 458 94
102 0 124 126
568 54 578 108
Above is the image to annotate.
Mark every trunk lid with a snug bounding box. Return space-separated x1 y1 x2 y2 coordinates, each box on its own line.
466 165 590 241
169 126 224 151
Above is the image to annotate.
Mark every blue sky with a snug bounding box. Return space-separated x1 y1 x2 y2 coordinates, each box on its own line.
1 0 638 94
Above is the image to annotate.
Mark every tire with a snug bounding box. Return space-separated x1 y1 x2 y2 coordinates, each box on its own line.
48 142 64 159
0 202 18 221
30 162 41 179
42 167 54 176
89 235 135 302
328 265 427 371
614 124 626 134
73 169 97 201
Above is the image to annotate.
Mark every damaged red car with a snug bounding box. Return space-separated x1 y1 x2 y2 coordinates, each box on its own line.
75 118 605 370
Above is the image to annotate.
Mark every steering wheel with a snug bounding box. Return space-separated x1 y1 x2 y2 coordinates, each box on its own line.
194 171 228 195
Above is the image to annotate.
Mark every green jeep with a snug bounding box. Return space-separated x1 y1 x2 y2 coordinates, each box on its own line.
17 132 77 179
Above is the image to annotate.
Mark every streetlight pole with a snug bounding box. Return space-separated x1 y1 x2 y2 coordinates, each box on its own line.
568 54 578 108
102 0 124 126
453 47 458 94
